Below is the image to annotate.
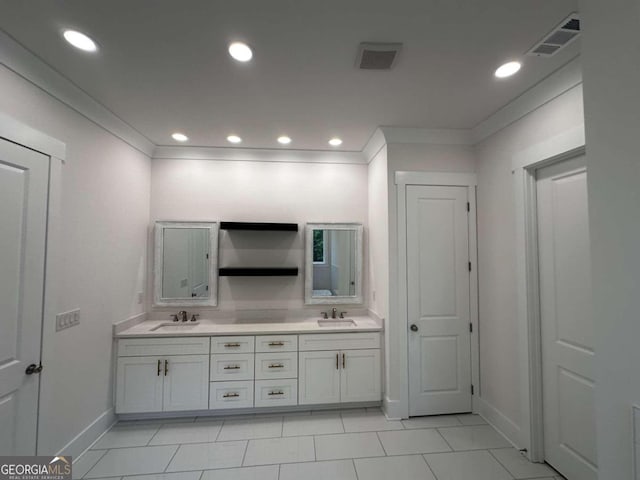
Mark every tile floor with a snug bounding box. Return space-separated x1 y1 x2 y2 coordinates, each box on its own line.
74 408 566 480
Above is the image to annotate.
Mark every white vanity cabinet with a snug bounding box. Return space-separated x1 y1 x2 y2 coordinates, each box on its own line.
116 337 210 414
115 330 381 415
209 336 256 409
298 332 381 405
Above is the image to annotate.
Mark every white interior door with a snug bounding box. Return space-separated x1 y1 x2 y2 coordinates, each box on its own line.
0 138 49 454
407 185 472 416
537 154 597 480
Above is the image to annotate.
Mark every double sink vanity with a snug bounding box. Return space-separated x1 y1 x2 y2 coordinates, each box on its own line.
114 221 382 417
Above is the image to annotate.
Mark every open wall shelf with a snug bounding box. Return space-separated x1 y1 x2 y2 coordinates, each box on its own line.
219 267 299 277
220 222 298 232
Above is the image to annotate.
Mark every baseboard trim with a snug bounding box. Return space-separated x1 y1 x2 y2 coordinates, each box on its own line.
58 408 116 460
382 396 404 420
476 396 522 449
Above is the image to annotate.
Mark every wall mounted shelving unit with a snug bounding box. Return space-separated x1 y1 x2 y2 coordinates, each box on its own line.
219 221 299 276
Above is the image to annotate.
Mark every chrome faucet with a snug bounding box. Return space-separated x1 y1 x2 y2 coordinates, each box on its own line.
178 310 188 322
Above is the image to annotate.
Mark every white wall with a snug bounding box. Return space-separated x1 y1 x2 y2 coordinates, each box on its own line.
474 83 584 442
0 65 151 454
367 145 390 401
579 0 640 477
383 141 476 417
150 158 368 313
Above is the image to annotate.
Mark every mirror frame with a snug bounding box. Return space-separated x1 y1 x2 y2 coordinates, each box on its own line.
304 223 364 305
153 221 219 307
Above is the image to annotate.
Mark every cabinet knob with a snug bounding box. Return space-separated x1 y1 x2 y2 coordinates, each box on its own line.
410 324 419 332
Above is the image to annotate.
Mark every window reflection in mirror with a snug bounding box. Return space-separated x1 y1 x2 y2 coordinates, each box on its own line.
311 229 356 297
305 223 363 305
162 228 209 299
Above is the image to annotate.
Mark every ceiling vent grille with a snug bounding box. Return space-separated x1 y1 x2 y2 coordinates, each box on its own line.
356 42 402 70
527 13 580 57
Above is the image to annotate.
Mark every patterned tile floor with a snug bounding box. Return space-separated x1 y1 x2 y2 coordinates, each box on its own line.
73 408 565 480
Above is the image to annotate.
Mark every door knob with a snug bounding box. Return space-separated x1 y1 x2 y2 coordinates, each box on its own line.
25 363 43 375
410 324 418 332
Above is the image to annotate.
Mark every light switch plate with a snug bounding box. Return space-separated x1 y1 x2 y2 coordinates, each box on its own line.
56 308 80 332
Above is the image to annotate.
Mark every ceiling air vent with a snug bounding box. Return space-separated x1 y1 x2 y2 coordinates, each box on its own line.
527 13 580 57
356 42 402 70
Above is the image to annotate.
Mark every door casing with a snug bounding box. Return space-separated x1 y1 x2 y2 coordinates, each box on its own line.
395 172 479 419
0 113 65 454
512 125 587 462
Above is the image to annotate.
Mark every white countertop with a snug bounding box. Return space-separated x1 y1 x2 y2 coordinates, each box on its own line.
115 315 382 338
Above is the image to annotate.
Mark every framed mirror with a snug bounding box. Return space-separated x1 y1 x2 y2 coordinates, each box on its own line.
153 221 219 307
305 223 363 305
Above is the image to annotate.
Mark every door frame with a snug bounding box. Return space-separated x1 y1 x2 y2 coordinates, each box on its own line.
0 113 65 454
395 172 479 418
512 126 586 462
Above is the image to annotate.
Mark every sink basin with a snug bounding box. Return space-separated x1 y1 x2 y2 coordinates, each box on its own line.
151 321 200 332
317 319 356 327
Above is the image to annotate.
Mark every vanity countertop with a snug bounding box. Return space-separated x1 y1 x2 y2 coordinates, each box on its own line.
115 315 382 338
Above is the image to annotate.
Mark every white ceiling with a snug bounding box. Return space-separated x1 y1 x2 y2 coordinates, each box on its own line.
0 0 579 151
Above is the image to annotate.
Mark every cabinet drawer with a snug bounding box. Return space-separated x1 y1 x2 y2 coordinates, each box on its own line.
298 333 380 351
255 352 298 380
210 381 254 409
210 353 254 381
118 337 210 357
254 379 298 407
211 336 255 354
255 335 298 353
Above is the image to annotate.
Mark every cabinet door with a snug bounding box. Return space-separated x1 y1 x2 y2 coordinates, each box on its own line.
163 355 209 412
298 351 340 405
340 349 381 403
116 356 164 414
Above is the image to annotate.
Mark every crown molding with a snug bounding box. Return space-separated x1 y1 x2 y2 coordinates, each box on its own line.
472 55 583 144
362 128 387 163
0 30 155 157
153 145 367 164
380 126 474 146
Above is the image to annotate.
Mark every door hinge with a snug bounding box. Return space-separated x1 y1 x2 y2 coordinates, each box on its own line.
471 384 474 395
469 323 473 333
467 202 470 212
468 261 472 272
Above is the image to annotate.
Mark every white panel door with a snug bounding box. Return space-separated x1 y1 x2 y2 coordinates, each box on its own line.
340 349 381 403
163 355 209 412
537 155 597 480
407 185 472 416
298 351 340 405
116 357 164 413
0 139 49 454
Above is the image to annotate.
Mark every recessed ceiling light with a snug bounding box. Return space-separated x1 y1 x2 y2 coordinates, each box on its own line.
494 61 522 78
228 42 253 62
63 30 98 52
277 136 292 145
171 132 188 142
328 138 343 147
227 135 242 144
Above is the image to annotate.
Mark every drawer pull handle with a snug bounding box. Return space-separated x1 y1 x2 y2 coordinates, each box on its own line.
224 365 241 370
268 363 284 369
268 342 285 346
224 343 241 347
343 353 346 369
268 390 284 396
223 393 240 398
